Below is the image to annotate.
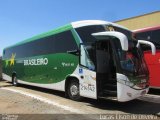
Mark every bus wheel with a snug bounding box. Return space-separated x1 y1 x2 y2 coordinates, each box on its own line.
67 80 81 101
12 75 18 86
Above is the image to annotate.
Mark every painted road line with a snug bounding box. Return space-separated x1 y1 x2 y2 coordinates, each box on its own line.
138 94 160 103
1 87 84 114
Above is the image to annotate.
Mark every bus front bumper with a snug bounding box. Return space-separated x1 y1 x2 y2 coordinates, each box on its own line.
117 82 149 102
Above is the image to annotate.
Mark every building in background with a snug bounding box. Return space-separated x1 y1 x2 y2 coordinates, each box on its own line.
115 11 160 30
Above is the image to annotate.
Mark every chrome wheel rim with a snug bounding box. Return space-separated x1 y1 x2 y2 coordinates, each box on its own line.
70 85 78 96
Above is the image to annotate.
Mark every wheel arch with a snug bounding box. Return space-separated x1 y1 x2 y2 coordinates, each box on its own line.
12 71 17 78
65 74 80 96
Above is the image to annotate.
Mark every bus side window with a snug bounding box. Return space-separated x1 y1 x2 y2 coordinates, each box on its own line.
151 29 160 49
3 49 10 59
3 30 78 59
135 31 151 41
3 50 5 56
80 44 95 71
135 31 152 51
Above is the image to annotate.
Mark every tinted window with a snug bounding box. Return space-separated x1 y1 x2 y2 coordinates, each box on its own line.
76 25 133 43
135 31 151 41
135 31 152 51
76 25 105 43
135 30 160 50
151 29 160 49
107 26 133 40
54 31 78 53
3 31 77 59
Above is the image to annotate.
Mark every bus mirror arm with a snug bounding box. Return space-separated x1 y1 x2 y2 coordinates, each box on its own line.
92 31 128 51
137 40 156 55
67 49 79 55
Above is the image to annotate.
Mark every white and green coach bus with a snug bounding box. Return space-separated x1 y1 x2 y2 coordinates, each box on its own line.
2 20 156 102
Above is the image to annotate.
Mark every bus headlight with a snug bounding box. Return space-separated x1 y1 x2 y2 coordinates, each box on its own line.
118 79 134 87
133 83 149 89
125 81 134 87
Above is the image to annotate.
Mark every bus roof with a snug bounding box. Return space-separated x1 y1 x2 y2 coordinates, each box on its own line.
134 25 160 33
4 20 129 50
71 20 129 30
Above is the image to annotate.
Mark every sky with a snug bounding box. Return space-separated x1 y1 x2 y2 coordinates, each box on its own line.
0 0 160 56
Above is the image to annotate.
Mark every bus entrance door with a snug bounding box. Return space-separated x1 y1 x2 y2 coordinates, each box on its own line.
96 41 117 98
79 43 97 99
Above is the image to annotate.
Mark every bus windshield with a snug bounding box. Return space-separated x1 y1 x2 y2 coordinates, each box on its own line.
115 40 149 76
75 25 132 43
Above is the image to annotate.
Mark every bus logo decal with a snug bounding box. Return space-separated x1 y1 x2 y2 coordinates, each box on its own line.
61 62 75 67
5 53 16 67
24 58 48 66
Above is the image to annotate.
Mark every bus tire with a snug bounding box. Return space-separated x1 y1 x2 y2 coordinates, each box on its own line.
67 80 81 101
12 75 18 86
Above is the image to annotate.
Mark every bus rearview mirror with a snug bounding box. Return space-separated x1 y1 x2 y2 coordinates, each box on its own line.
92 31 128 51
137 40 156 55
67 49 79 55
